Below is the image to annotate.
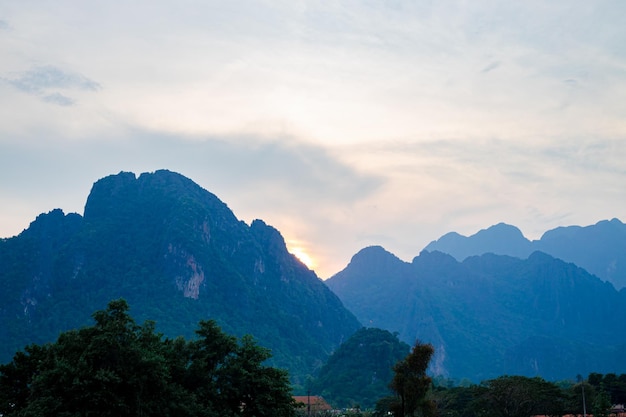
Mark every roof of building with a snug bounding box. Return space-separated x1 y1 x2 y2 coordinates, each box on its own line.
293 395 332 411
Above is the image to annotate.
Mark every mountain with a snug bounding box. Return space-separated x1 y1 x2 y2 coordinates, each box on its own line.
424 219 626 289
0 170 361 385
326 246 626 382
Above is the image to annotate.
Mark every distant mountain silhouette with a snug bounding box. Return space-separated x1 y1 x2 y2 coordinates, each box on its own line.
326 247 626 381
424 219 626 289
0 170 361 385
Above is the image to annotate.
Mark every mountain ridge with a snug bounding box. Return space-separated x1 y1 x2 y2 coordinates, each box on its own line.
424 219 626 289
326 247 626 381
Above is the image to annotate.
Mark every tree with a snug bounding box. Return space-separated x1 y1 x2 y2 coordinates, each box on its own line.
387 340 434 417
592 389 612 417
3 299 172 416
0 299 296 417
478 376 565 417
430 384 480 417
0 344 50 416
566 379 595 417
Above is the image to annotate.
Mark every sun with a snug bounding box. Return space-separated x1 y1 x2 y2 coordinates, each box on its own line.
291 247 315 270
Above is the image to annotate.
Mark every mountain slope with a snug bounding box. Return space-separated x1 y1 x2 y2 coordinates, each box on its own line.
0 170 361 385
326 248 626 381
424 219 626 289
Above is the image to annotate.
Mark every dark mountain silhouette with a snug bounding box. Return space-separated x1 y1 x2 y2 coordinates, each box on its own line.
326 246 626 382
424 219 626 289
0 170 360 385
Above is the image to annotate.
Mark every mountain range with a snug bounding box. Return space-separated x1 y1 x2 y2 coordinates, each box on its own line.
424 220 626 289
0 170 360 386
326 246 626 381
2 169 626 386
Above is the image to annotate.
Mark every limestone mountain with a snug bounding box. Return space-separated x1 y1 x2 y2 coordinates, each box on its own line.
424 219 626 289
326 246 626 382
0 170 361 385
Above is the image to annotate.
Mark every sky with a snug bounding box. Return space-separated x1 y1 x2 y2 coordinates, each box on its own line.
1 1 625 278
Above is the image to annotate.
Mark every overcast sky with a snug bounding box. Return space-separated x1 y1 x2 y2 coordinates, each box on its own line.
1 1 625 278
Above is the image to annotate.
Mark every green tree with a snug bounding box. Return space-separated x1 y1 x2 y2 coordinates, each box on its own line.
6 299 172 417
387 340 434 417
430 384 480 417
564 380 593 417
0 299 296 417
0 344 50 416
592 389 612 417
478 376 565 417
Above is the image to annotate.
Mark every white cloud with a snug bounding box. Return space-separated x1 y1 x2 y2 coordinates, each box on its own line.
1 0 626 277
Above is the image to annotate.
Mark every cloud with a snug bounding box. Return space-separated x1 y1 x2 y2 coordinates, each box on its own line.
1 1 625 277
0 127 384 277
339 135 626 249
481 61 501 73
2 65 100 106
0 128 383 216
42 92 75 106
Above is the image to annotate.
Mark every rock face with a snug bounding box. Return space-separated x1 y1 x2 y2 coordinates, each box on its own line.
0 170 361 384
326 246 626 382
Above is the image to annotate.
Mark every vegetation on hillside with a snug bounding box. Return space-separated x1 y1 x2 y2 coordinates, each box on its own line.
0 170 361 386
0 300 296 417
311 328 410 409
308 333 626 417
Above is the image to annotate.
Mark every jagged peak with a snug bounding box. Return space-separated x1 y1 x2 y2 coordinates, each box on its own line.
83 170 236 224
250 219 288 253
21 208 82 238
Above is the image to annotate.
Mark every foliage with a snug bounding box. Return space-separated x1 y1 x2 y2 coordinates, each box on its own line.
0 299 296 417
588 372 626 404
592 389 612 417
428 373 626 417
474 375 567 417
311 327 410 409
382 340 434 417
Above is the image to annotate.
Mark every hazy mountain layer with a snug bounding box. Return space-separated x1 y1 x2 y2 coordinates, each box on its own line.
0 170 361 385
424 219 626 289
326 246 626 381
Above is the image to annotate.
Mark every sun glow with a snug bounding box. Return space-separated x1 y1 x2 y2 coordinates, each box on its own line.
290 247 316 270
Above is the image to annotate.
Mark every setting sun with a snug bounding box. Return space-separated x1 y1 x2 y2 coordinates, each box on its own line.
290 247 315 270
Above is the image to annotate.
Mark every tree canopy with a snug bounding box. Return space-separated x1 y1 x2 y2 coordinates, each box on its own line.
0 299 296 417
311 327 410 409
379 340 434 417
